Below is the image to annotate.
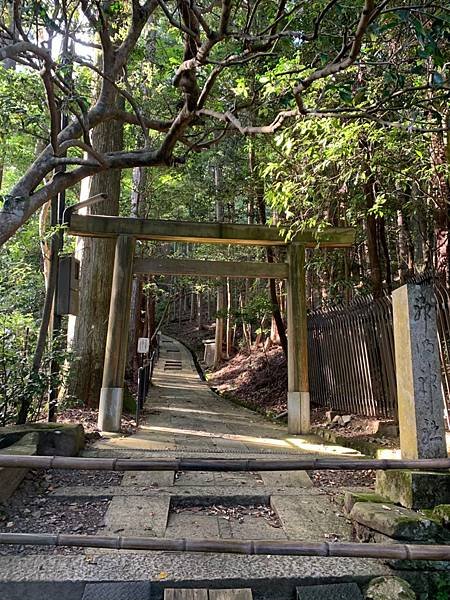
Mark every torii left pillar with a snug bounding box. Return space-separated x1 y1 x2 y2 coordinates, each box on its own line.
98 234 135 432
287 243 310 434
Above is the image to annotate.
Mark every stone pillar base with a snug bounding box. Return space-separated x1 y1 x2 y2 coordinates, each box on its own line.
98 387 123 432
288 391 310 434
376 469 450 509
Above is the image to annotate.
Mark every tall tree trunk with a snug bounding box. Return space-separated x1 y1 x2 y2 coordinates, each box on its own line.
207 288 211 321
214 169 225 365
197 290 203 330
397 206 415 283
178 293 183 325
190 291 195 321
67 95 124 408
254 179 288 357
17 222 60 424
128 276 143 382
361 139 383 298
214 281 225 367
430 122 450 284
226 278 233 358
378 217 392 293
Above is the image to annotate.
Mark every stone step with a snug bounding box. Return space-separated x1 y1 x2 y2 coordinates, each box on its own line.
350 501 449 542
296 583 363 599
81 581 151 599
100 495 170 537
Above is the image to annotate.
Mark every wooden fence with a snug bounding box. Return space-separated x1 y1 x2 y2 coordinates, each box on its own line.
307 280 450 425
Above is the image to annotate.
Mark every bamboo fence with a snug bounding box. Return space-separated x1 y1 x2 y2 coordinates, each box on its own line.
308 277 450 427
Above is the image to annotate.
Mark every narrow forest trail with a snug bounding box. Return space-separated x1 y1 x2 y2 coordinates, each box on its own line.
0 337 392 598
95 335 360 457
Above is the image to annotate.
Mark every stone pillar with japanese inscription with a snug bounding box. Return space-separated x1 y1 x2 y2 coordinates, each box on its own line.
392 283 447 460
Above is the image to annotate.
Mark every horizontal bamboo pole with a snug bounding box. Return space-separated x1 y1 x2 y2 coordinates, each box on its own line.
0 455 450 471
0 532 449 561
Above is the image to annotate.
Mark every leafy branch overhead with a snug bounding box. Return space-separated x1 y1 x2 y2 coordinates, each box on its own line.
0 1 448 244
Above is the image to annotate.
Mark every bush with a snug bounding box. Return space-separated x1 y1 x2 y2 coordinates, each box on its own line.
0 312 73 425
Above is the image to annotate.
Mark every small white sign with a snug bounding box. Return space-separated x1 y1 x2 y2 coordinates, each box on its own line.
137 337 150 354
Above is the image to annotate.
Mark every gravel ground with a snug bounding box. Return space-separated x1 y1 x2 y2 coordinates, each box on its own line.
309 469 376 493
48 468 123 489
0 469 121 556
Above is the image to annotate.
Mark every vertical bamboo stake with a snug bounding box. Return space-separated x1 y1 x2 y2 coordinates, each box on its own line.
287 243 310 434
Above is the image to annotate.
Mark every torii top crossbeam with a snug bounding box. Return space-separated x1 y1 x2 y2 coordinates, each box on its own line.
67 214 355 248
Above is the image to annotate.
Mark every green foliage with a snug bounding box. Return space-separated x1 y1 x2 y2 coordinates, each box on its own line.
0 0 449 413
434 573 450 600
234 294 273 332
0 217 44 318
0 313 73 424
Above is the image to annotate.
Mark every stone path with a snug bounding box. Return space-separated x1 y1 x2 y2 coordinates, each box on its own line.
93 335 361 457
0 336 391 599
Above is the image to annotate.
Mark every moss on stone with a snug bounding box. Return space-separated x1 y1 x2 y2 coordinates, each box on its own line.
433 504 450 526
343 490 387 514
376 469 450 510
350 501 449 541
376 469 412 507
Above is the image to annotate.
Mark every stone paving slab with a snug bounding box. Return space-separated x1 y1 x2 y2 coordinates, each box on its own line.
82 581 151 599
209 591 252 600
296 583 363 599
271 495 352 541
101 495 170 537
0 582 86 600
83 448 359 457
165 590 208 599
259 471 312 489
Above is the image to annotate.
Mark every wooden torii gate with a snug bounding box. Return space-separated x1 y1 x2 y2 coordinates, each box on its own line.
68 214 355 435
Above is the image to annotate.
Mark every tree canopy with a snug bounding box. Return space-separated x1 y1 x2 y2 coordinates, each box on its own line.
0 0 448 244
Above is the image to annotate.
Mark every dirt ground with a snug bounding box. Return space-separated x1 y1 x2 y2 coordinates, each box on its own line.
52 408 138 443
0 469 122 555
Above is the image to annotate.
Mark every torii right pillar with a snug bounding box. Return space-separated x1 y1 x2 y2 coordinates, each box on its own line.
287 243 310 434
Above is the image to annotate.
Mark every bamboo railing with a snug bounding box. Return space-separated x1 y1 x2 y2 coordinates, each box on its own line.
0 532 449 560
1 455 450 471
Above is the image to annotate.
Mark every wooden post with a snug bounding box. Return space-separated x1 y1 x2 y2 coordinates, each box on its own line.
98 235 136 432
287 243 310 434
